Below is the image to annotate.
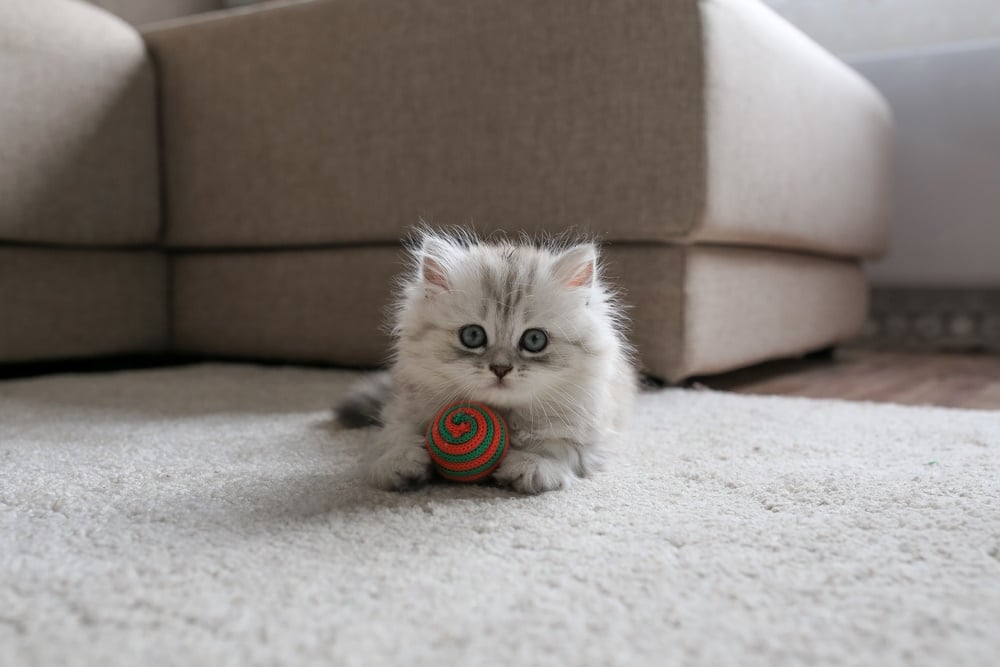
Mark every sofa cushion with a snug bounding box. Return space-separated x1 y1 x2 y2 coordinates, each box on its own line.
172 248 398 366
144 0 706 248
615 244 869 380
0 249 167 362
170 243 866 381
0 0 159 246
145 0 889 259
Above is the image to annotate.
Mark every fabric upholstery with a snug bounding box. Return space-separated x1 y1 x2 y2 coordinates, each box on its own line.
170 244 866 381
674 246 868 379
143 0 707 248
1 0 887 379
0 248 167 362
171 248 399 366
0 0 159 246
696 0 892 258
144 0 890 260
608 244 867 380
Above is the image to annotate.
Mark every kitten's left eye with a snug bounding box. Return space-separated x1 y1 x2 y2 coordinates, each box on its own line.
519 328 548 353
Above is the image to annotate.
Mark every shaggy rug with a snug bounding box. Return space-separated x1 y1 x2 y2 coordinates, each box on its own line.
1 364 998 666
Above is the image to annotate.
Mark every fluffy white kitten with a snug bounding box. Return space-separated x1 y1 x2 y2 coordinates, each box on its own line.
337 228 636 494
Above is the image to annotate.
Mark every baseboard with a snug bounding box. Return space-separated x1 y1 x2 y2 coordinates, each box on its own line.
861 287 1000 352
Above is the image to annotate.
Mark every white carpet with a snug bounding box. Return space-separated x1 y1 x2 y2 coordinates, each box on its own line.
1 364 998 667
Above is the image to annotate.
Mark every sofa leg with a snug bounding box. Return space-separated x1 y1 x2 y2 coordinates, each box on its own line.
639 374 702 389
639 373 670 389
804 346 837 361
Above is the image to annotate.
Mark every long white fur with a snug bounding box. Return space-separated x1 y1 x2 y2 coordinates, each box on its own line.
362 227 636 494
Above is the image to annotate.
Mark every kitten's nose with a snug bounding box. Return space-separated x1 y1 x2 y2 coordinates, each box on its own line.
489 364 513 379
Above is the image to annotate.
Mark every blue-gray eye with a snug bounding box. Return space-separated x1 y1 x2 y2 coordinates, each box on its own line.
520 328 548 353
459 324 487 349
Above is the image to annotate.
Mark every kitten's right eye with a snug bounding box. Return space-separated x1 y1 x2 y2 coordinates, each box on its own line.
459 324 487 349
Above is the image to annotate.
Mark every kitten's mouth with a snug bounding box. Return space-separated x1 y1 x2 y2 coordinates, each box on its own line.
484 377 513 395
477 381 534 409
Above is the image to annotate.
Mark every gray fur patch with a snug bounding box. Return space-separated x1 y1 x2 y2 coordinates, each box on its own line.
334 371 392 428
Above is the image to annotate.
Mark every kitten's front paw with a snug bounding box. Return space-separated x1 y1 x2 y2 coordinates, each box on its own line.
368 444 432 491
493 450 572 495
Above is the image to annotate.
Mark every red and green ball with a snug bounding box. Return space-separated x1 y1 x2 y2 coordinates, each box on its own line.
425 402 508 482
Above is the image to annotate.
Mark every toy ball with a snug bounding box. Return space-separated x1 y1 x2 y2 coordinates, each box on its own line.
425 402 508 482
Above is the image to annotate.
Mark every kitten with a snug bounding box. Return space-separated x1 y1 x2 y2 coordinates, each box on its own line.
337 228 636 494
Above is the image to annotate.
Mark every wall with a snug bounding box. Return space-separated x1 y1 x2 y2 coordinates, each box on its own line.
763 0 1000 56
87 0 225 26
764 0 1000 289
855 44 1000 287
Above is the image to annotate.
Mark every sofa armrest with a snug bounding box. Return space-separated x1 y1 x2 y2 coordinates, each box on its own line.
695 0 892 259
0 0 160 246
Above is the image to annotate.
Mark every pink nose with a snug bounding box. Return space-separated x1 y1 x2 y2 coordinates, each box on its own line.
489 364 512 379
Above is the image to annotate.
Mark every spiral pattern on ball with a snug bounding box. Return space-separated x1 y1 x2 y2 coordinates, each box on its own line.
425 402 507 482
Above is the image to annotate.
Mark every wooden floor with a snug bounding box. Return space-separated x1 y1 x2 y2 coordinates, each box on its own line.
695 349 1000 410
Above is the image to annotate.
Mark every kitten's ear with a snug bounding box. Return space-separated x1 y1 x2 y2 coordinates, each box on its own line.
554 244 597 289
418 237 452 291
421 255 449 291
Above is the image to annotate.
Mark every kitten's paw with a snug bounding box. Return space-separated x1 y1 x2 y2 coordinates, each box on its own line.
368 445 432 491
493 450 572 495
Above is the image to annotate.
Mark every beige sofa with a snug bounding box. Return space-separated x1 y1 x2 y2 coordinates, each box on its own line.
1 0 891 382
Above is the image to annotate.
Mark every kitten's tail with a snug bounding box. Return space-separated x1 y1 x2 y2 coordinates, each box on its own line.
334 371 392 428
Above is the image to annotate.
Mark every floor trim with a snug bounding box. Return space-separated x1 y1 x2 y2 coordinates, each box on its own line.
864 287 1000 352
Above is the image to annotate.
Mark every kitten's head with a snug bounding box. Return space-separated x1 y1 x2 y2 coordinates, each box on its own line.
392 229 624 410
